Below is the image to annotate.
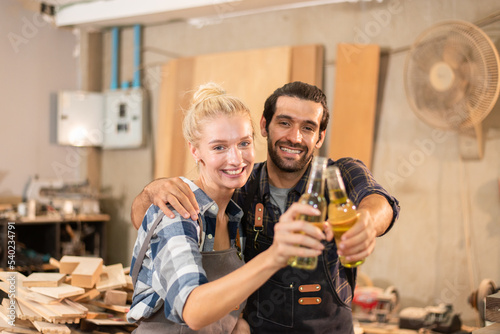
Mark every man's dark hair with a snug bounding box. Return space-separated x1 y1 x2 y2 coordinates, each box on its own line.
262 81 330 136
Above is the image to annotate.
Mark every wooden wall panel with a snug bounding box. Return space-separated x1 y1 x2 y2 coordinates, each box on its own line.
328 44 380 169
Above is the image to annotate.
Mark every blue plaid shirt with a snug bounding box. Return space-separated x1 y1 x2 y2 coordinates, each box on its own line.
128 178 242 324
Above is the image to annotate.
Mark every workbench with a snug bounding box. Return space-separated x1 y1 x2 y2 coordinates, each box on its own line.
0 214 109 269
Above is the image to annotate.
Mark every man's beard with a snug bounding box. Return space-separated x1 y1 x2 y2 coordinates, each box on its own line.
267 138 314 173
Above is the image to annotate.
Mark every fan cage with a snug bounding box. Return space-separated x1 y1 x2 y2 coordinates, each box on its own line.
404 20 500 131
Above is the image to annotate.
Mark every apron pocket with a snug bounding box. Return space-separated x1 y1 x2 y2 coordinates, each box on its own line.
256 278 294 328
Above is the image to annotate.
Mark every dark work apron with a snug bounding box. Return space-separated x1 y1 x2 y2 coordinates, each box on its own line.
242 231 354 334
131 212 246 334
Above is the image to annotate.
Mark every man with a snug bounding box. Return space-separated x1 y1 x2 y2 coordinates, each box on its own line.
131 82 400 333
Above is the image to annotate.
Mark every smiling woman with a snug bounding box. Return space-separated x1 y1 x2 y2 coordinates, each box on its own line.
128 83 329 333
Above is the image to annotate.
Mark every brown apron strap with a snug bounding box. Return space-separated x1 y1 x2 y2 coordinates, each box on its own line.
131 211 166 286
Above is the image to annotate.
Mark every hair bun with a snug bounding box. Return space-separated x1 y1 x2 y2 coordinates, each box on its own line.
192 82 226 105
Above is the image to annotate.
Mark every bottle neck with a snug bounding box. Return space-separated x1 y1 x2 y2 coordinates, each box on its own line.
306 164 325 195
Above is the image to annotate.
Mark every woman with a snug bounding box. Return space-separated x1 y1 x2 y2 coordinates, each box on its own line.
128 83 327 333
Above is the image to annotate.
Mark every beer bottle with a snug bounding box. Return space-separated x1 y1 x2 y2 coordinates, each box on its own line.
326 165 363 268
288 156 327 270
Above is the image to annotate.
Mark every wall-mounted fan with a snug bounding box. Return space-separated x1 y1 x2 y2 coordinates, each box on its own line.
404 20 500 159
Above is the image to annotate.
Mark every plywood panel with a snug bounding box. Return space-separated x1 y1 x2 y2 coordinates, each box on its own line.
328 44 380 169
155 58 194 179
291 44 324 87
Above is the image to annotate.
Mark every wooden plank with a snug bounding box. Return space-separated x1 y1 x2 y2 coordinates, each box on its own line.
23 292 60 305
43 304 83 318
83 318 130 326
62 299 88 314
328 44 380 169
31 321 70 334
59 256 103 288
291 44 324 87
104 290 127 306
0 317 39 334
16 302 43 322
0 304 12 324
0 272 26 284
29 284 84 299
16 298 58 323
69 289 100 303
95 264 126 292
23 273 65 288
88 301 129 314
154 58 194 179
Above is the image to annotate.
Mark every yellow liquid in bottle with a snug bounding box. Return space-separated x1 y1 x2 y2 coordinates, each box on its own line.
328 190 364 268
288 192 327 270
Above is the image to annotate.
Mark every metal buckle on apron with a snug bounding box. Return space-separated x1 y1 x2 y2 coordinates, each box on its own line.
253 203 264 250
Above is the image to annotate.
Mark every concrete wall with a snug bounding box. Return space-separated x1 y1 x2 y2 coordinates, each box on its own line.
0 0 80 197
98 0 500 325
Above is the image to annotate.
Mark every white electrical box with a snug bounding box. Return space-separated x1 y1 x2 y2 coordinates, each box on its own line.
103 88 145 149
57 91 104 146
57 89 145 149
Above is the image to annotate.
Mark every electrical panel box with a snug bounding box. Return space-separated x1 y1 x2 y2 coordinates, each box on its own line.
102 88 145 149
57 91 104 146
56 89 145 149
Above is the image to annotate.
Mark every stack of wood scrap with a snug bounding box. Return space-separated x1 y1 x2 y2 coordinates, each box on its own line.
0 256 136 334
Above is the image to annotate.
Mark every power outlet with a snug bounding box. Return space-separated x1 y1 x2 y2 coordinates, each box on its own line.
103 88 145 149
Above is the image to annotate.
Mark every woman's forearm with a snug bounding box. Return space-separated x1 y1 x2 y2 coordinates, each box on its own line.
182 249 278 330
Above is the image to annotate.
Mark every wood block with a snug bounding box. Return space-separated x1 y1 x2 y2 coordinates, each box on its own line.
23 273 65 288
104 290 127 306
96 264 126 291
59 256 103 288
32 320 70 334
329 43 380 169
486 291 500 323
124 275 133 291
29 284 84 299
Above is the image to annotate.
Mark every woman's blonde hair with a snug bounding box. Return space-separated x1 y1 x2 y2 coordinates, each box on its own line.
183 83 254 147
